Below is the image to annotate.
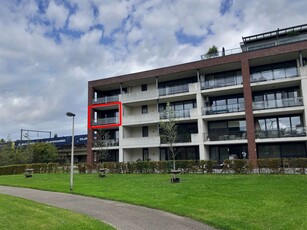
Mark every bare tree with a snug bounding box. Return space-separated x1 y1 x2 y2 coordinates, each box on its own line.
94 130 110 163
159 102 178 170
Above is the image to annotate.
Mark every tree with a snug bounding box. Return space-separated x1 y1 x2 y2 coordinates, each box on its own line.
206 45 219 58
94 130 110 163
27 142 58 163
159 102 178 170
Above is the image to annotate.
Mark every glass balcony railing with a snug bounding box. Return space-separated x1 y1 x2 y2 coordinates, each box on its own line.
253 97 303 110
161 133 192 144
204 131 247 141
255 127 307 139
200 76 242 90
92 95 119 104
250 67 298 83
159 84 189 96
93 139 119 147
160 109 191 119
202 103 245 115
92 117 119 126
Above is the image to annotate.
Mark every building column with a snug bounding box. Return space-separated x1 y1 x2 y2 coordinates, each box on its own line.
87 87 95 165
241 58 257 166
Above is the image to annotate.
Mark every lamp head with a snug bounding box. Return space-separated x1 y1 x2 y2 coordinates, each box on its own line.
66 112 75 117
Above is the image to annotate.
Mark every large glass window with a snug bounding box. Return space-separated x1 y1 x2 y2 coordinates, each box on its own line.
209 145 248 163
253 87 301 110
200 70 242 89
250 60 298 82
160 147 199 160
158 76 197 96
258 143 307 158
206 94 244 114
208 119 246 140
255 115 304 138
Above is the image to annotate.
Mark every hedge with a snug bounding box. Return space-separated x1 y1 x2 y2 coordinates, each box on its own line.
0 158 306 176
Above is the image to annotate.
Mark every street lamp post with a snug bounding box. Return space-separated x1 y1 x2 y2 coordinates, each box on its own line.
66 112 75 191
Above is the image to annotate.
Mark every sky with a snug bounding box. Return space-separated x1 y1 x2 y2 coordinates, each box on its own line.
1 0 307 141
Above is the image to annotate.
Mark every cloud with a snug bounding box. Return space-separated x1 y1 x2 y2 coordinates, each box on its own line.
45 0 69 29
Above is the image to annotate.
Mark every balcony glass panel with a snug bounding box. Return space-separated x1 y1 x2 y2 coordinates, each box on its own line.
93 95 119 104
200 70 242 90
250 61 298 83
253 97 303 110
93 117 119 125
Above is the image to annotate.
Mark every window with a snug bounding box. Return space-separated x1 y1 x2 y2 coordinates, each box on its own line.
142 126 148 137
141 84 147 91
142 105 148 114
143 148 149 161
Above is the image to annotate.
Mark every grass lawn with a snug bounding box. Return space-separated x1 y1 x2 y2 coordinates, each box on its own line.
0 194 114 230
0 173 306 230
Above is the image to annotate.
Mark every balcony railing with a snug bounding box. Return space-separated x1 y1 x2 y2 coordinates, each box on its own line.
250 67 298 83
204 131 247 141
159 84 189 96
200 77 242 90
93 139 119 147
255 127 307 139
253 97 303 110
202 103 245 115
201 47 242 60
161 133 193 144
92 95 119 104
160 109 191 119
92 117 119 126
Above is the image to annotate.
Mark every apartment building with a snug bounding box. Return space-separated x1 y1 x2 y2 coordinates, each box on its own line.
87 24 307 165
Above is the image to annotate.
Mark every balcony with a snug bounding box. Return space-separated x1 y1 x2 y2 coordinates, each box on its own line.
122 136 160 148
93 139 119 147
200 77 242 90
92 95 119 104
253 97 303 110
255 127 307 139
121 89 158 103
123 112 159 125
204 131 247 141
202 103 245 115
92 117 119 126
159 83 198 96
250 67 298 83
160 109 191 119
160 133 199 144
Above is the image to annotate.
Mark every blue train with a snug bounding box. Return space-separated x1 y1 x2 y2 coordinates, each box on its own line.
14 134 87 148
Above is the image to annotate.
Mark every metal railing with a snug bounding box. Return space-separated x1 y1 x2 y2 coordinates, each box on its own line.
158 84 189 96
250 67 298 83
201 47 242 60
93 139 119 147
161 133 192 144
92 95 119 104
255 127 307 139
202 103 245 115
204 131 247 141
253 97 303 110
92 117 119 125
160 109 191 119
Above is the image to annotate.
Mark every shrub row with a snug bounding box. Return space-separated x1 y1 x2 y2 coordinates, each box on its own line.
0 163 60 175
1 158 306 175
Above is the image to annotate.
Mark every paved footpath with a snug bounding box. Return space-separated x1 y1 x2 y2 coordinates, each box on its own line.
0 186 216 230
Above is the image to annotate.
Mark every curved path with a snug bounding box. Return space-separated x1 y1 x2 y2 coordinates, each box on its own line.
0 186 215 230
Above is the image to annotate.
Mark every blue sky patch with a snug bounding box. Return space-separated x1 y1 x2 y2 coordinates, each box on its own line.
175 28 206 46
220 0 233 15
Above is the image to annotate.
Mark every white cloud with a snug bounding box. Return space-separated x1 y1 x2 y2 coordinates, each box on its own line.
46 0 69 29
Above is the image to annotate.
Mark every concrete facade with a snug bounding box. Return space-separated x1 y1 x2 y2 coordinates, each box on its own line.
88 24 307 165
